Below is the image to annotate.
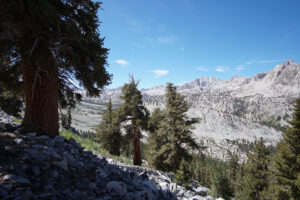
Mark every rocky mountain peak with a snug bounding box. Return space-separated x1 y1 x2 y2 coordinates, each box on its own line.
179 77 221 91
263 60 300 86
284 59 296 66
69 60 300 161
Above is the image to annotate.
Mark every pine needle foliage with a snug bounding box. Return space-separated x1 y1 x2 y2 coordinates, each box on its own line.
273 97 300 199
211 166 233 200
118 76 149 165
0 87 23 117
60 106 72 130
227 150 240 195
0 0 111 136
148 83 200 172
174 159 192 189
146 108 167 169
96 100 122 156
239 138 270 200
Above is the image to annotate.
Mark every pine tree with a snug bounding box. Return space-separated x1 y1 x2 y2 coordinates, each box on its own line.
0 87 23 117
211 166 233 200
175 159 192 189
153 83 200 172
96 100 121 156
235 163 246 200
273 97 300 199
60 106 72 130
0 0 111 136
60 113 67 129
146 108 167 169
66 107 72 129
227 150 240 195
119 77 149 165
240 138 270 200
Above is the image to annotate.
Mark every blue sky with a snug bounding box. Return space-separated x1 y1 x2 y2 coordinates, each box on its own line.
98 0 300 89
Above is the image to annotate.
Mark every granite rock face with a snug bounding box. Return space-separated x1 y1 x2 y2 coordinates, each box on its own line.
0 132 220 200
73 60 300 161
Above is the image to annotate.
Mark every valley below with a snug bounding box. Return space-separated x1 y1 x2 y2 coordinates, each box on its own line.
72 60 300 161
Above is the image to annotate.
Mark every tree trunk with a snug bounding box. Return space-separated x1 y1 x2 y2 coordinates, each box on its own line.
133 132 142 166
21 36 59 137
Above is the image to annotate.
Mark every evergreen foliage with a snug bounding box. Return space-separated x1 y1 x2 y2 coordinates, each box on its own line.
191 154 216 187
211 166 233 200
227 150 240 195
96 100 122 156
239 138 270 200
60 113 67 130
174 159 192 189
66 107 72 130
152 83 200 172
118 77 149 165
273 97 300 199
0 0 111 136
0 87 23 117
146 108 167 169
60 107 72 130
234 164 246 200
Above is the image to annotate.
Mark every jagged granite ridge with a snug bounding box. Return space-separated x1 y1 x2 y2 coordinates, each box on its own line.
72 60 300 160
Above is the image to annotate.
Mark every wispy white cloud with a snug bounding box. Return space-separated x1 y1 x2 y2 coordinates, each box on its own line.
245 60 255 65
260 59 283 64
180 47 185 51
157 35 177 43
150 69 169 78
236 65 244 71
215 67 226 72
196 66 208 72
114 60 130 68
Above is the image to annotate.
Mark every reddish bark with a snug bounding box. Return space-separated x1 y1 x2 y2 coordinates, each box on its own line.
21 36 59 137
133 133 142 166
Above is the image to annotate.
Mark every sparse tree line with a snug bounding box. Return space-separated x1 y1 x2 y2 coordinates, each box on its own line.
189 98 300 200
96 78 300 200
95 76 201 172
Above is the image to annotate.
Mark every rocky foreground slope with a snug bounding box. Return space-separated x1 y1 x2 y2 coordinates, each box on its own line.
73 60 300 160
0 131 223 200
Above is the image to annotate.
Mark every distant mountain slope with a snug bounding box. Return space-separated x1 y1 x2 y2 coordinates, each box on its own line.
74 60 300 160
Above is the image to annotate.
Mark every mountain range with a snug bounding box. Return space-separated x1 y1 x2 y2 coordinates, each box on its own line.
73 60 300 160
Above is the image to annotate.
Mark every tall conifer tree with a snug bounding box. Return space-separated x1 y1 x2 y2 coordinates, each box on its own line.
227 150 240 195
96 100 121 156
0 0 111 136
119 77 149 166
211 166 233 200
147 108 167 169
152 83 200 172
240 138 270 200
273 97 300 199
174 159 192 188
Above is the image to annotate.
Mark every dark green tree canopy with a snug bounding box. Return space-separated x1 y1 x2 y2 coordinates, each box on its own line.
118 76 149 165
96 99 122 156
0 0 111 107
273 97 300 199
147 83 200 172
240 138 270 200
1 0 111 136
